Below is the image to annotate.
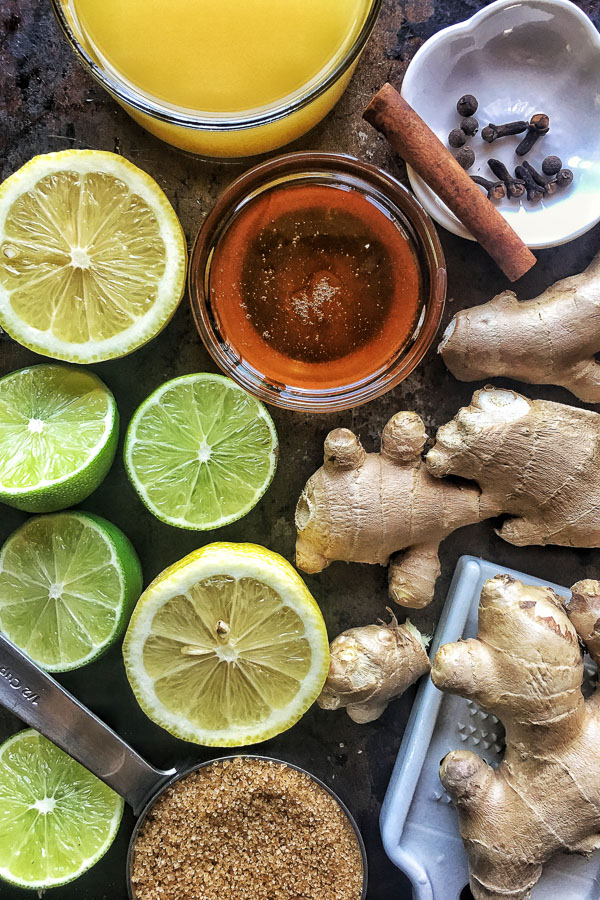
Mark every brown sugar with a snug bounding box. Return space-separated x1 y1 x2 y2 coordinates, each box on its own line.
130 757 365 900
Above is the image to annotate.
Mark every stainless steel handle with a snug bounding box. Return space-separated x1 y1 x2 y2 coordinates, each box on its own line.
0 633 174 814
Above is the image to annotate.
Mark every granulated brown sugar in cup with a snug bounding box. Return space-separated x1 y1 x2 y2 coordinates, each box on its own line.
130 757 365 900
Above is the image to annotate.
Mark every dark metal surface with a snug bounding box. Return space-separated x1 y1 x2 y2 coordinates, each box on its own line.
1 1 600 898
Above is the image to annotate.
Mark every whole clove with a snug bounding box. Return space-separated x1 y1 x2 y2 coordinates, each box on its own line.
470 176 506 201
515 164 545 202
454 146 475 170
521 160 573 195
448 128 466 148
461 116 479 136
457 94 478 117
521 160 558 196
481 120 528 143
488 158 525 199
542 155 562 176
516 113 550 156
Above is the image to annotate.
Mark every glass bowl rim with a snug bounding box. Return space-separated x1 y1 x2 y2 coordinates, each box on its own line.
50 0 383 132
189 151 447 413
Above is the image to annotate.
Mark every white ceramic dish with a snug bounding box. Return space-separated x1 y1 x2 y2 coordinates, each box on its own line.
401 0 600 249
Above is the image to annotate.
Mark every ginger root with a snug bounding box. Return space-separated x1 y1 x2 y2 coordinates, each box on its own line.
432 575 600 900
296 387 600 608
317 613 430 723
296 411 490 608
439 251 600 401
426 385 600 548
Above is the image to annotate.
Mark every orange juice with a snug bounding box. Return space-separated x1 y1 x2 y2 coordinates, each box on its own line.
61 0 377 156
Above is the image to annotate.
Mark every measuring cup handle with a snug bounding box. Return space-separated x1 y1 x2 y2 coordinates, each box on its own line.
0 632 174 814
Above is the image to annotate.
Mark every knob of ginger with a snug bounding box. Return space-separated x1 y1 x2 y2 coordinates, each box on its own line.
318 613 430 723
432 575 600 900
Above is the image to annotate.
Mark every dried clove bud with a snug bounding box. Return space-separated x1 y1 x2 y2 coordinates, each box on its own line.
454 146 475 170
516 113 550 156
457 94 478 117
521 160 558 196
555 168 574 189
488 158 525 199
470 175 506 201
515 164 545 202
461 116 479 136
542 155 562 176
448 128 466 148
481 120 528 143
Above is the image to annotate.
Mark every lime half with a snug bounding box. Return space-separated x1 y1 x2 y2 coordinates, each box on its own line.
0 729 123 889
124 374 278 530
0 150 187 363
0 511 142 671
123 542 330 746
0 364 118 512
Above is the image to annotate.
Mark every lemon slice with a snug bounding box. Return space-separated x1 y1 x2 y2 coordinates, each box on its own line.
123 543 330 746
0 729 123 889
0 150 187 362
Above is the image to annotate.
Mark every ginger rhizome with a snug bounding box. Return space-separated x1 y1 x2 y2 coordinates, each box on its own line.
439 251 600 401
432 575 600 900
295 411 489 608
317 613 430 723
426 386 600 549
296 387 600 608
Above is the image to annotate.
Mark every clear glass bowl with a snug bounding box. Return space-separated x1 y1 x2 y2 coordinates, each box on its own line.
51 0 382 159
189 152 447 412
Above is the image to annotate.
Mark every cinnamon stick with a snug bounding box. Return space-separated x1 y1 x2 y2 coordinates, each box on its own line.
363 84 536 282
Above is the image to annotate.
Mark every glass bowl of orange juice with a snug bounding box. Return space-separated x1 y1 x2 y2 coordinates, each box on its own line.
189 152 447 412
51 0 382 159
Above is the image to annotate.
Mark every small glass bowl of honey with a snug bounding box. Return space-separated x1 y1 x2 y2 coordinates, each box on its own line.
189 153 446 412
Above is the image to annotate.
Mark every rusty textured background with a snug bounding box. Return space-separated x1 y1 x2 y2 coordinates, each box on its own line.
1 1 600 897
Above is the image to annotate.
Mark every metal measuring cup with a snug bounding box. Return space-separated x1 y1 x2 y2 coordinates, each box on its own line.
0 633 368 898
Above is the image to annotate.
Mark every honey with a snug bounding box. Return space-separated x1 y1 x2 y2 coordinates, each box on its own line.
209 182 423 391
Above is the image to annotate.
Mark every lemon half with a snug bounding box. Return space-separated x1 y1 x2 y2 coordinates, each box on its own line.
123 543 330 746
0 150 187 362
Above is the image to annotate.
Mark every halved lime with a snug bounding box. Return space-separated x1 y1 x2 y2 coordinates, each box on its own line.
0 729 123 889
0 363 118 512
124 373 278 530
0 511 142 671
0 150 187 363
123 542 330 746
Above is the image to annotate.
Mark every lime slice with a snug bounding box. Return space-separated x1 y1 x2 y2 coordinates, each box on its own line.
0 511 142 671
0 729 123 889
123 542 330 746
124 373 278 530
0 150 187 362
0 363 118 512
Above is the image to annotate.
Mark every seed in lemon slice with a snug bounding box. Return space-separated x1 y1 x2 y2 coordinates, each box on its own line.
0 363 118 512
122 543 330 746
0 150 187 362
0 511 142 671
0 729 123 889
124 373 278 530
